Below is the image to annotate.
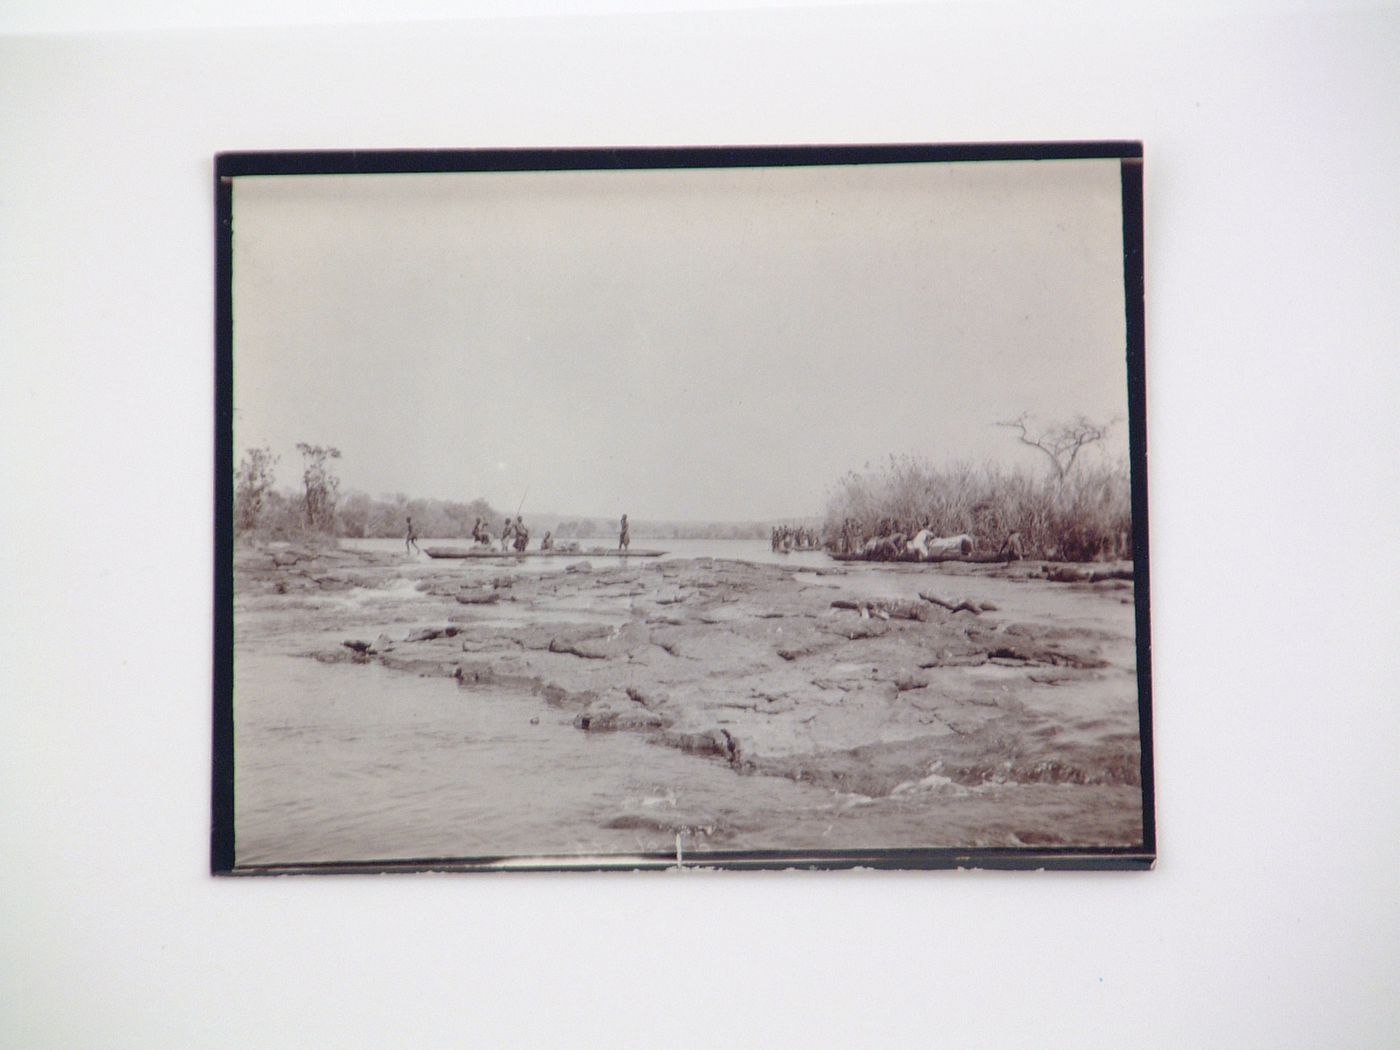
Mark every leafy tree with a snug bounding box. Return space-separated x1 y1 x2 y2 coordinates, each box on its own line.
296 443 342 532
233 446 279 534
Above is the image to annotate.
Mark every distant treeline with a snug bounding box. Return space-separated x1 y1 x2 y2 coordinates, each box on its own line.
824 454 1131 562
341 492 502 538
232 445 775 543
237 442 796 543
238 496 775 543
235 479 772 545
554 518 771 541
235 444 513 541
237 487 503 540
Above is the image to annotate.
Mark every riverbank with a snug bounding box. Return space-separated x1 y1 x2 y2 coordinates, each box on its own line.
233 542 1144 855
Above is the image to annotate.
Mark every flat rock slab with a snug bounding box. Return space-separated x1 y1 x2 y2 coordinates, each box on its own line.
242 546 1141 813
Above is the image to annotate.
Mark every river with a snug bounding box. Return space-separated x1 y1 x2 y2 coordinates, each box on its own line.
344 535 832 567
232 539 1142 868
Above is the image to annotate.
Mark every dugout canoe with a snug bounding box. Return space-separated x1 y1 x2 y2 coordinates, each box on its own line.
826 551 1008 564
424 546 666 559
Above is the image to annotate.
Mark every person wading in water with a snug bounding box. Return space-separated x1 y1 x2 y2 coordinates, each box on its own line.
619 513 630 552
405 516 420 555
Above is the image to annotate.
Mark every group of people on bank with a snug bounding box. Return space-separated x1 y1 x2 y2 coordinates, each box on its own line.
770 525 820 552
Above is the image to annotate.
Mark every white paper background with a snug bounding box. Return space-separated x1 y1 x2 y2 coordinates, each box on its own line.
2 3 1397 1047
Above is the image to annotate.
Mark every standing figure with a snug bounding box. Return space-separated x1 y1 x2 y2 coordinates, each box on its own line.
500 517 516 552
997 530 1025 562
405 516 420 555
514 517 529 552
619 513 630 552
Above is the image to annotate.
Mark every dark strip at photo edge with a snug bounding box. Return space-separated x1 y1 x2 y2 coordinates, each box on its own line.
214 141 1144 179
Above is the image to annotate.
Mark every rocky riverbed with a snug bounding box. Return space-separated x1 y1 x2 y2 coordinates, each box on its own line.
233 543 1145 856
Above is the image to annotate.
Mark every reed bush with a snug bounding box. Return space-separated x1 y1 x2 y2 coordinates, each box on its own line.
823 454 1132 561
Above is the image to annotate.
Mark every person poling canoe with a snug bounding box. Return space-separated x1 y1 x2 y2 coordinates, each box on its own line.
508 488 531 552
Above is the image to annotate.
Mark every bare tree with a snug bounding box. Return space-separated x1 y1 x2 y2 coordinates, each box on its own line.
995 413 1115 482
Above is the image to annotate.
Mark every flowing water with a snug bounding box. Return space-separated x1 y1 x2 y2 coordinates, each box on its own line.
343 535 834 569
234 652 860 865
233 539 1142 867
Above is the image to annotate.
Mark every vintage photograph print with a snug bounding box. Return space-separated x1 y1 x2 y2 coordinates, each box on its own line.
214 144 1153 873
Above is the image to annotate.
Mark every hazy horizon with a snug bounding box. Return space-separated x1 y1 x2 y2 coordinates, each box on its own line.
232 158 1130 521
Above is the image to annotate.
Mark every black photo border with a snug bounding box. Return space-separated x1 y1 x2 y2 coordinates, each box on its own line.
213 141 1153 876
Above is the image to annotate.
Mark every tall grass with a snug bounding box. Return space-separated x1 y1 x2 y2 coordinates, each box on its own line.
823 454 1132 562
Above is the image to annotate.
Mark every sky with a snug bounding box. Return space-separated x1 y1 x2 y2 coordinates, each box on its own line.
231 157 1130 521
